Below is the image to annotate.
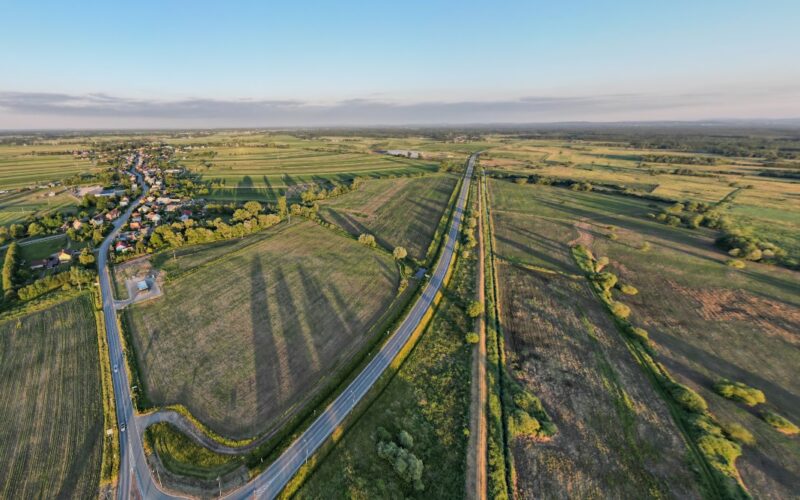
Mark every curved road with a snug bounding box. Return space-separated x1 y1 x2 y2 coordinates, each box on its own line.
101 153 477 499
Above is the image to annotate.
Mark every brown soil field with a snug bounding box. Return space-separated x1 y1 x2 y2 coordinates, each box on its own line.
126 221 399 438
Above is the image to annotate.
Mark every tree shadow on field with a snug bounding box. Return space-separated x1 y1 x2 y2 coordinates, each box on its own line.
273 267 315 392
262 175 276 201
57 389 103 498
741 444 799 493
297 268 353 362
250 256 284 431
237 175 255 201
651 329 800 420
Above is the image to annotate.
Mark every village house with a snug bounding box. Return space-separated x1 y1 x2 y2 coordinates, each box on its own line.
129 221 141 230
146 212 161 223
115 241 131 253
91 214 105 226
56 249 73 264
105 208 121 221
72 219 83 231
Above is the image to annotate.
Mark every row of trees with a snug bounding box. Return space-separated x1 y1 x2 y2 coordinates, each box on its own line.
2 243 19 301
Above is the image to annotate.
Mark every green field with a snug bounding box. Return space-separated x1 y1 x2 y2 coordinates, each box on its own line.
319 174 458 260
296 230 476 499
0 143 99 190
126 220 400 438
489 178 800 498
178 140 439 201
0 295 104 498
0 189 81 226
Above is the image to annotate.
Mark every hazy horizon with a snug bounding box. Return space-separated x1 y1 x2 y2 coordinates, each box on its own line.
2 0 799 128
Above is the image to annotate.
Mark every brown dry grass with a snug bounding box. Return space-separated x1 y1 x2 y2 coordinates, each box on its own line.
496 262 700 499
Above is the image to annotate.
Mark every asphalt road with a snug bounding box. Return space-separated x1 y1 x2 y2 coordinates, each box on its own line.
97 156 187 500
102 153 477 499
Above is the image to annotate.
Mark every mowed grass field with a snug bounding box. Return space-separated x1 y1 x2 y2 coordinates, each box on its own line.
488 180 700 497
318 174 458 260
490 179 800 498
0 295 104 498
126 220 400 438
0 143 99 189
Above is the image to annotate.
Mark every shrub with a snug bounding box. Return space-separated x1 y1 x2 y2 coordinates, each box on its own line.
375 426 391 442
726 259 746 269
593 271 617 291
393 246 407 260
761 410 799 435
714 379 766 406
358 233 377 248
670 383 708 413
510 409 541 437
617 283 639 295
466 300 483 318
376 439 424 491
609 301 631 319
626 326 650 344
397 430 414 449
723 422 755 446
697 434 742 476
465 332 479 344
639 241 651 252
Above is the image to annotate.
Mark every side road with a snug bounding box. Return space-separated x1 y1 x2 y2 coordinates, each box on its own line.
466 173 488 500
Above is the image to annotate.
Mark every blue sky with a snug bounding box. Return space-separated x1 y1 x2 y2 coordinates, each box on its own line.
1 0 799 127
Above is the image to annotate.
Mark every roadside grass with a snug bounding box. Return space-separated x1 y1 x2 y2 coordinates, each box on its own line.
125 220 400 439
0 294 104 498
144 423 245 480
490 178 800 498
318 174 458 260
294 230 476 499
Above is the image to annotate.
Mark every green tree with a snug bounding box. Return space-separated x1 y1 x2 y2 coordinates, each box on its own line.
78 248 96 268
465 332 480 344
27 222 45 237
466 300 483 318
243 201 262 216
2 242 19 300
393 246 407 260
277 195 288 219
358 233 377 248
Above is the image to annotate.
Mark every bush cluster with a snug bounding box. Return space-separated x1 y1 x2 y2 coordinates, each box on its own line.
761 410 799 435
507 381 556 439
713 379 766 407
375 428 424 491
17 267 95 302
571 244 748 498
